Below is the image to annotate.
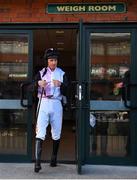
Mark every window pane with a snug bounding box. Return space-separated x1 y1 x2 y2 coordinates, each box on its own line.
0 34 28 99
90 111 130 157
0 34 29 155
89 33 131 157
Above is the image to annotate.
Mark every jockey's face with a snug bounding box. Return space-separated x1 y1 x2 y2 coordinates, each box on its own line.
48 58 58 71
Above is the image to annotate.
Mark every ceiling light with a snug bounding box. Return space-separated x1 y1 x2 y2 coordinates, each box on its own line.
57 47 64 51
56 42 64 45
56 30 64 34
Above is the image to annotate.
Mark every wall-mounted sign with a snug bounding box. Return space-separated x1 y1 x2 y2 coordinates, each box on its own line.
47 3 126 14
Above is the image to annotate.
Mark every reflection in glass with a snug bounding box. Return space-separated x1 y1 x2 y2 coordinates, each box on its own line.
0 35 28 54
90 33 130 100
0 34 29 155
90 111 130 157
0 109 27 154
0 34 28 99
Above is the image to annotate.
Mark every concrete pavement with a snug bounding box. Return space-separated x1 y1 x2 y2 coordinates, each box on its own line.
0 163 137 179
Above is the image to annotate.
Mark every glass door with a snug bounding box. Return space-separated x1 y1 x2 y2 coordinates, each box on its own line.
0 31 33 162
85 30 137 165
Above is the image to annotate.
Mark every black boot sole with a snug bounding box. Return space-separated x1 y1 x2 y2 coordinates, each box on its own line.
50 163 57 167
34 166 42 173
50 156 57 167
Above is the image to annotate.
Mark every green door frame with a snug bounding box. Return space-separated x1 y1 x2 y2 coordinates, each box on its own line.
83 24 137 166
75 20 85 174
0 23 137 169
0 30 33 162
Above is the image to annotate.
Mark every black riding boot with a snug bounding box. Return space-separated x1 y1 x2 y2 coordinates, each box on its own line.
34 138 43 173
50 139 60 167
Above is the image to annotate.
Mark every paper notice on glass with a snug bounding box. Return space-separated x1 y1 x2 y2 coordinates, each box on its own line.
90 113 96 127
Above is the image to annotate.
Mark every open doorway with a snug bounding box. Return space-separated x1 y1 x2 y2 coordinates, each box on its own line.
32 29 77 163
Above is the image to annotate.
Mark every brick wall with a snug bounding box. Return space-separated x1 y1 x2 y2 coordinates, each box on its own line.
0 0 136 23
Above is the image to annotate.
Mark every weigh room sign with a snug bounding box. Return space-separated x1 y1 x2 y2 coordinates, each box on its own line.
47 3 126 14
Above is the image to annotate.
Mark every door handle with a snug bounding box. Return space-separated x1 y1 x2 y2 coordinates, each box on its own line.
123 83 137 109
70 81 88 109
70 81 78 103
123 84 130 108
20 82 33 108
78 85 82 101
75 84 82 100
